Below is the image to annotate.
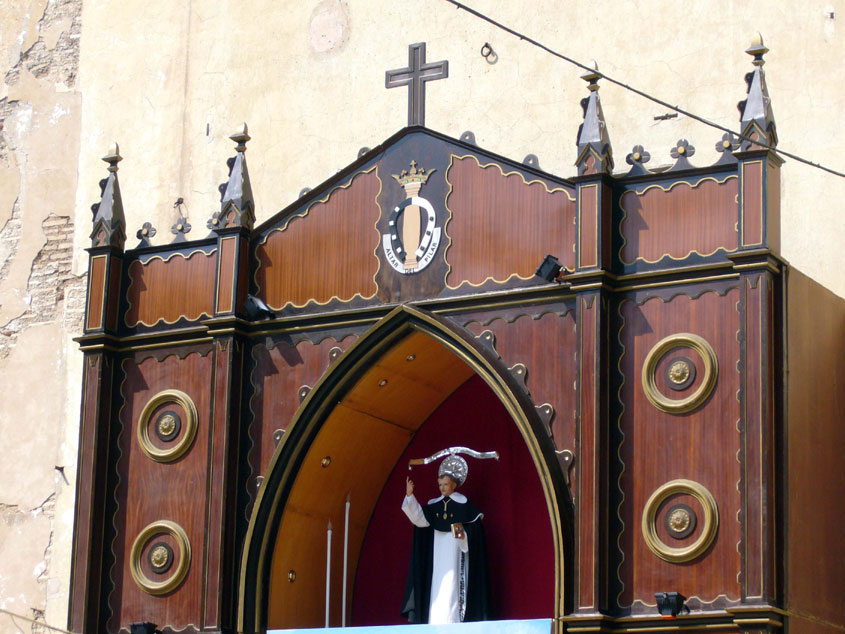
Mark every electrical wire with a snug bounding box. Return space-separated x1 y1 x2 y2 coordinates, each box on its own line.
0 608 75 634
445 0 845 179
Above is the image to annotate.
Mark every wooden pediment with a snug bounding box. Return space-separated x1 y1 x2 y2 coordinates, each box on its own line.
254 128 576 313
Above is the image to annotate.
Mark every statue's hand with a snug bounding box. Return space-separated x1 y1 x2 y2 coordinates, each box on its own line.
406 476 414 497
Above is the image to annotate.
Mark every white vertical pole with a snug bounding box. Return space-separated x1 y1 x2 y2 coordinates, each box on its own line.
342 495 350 627
325 520 332 628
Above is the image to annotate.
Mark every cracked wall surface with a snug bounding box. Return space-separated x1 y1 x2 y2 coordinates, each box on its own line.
0 0 81 632
0 1 842 634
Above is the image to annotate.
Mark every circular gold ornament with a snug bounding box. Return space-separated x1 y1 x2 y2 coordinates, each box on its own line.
130 520 191 595
642 334 718 413
642 480 718 563
664 502 697 539
147 541 174 574
668 361 689 384
669 508 689 531
137 390 198 462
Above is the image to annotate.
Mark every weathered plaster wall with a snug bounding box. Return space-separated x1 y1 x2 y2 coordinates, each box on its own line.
0 1 842 633
0 0 83 632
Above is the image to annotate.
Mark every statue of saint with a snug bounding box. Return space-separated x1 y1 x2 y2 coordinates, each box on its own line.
400 448 497 624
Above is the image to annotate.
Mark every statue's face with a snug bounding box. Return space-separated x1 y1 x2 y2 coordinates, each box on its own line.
438 476 458 496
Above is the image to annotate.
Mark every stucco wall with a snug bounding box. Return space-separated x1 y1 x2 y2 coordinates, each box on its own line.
0 1 842 632
0 0 82 632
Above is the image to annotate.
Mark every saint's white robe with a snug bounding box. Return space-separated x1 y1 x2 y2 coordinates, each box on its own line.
402 492 472 624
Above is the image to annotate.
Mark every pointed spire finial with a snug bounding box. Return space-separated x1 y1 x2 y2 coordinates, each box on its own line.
738 33 777 149
230 123 250 152
102 143 122 172
575 61 613 175
581 60 601 92
210 123 255 232
746 32 768 66
90 142 126 249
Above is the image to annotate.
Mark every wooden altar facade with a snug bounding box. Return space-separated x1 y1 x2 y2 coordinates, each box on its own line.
68 42 843 634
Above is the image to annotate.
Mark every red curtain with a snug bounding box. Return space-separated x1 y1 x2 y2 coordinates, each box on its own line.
351 375 555 625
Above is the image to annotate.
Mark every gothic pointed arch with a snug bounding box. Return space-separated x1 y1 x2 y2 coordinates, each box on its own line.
237 304 573 632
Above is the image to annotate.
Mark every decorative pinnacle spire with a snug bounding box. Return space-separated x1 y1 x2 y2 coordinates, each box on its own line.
738 33 777 150
102 143 122 171
90 142 126 249
746 32 768 66
575 61 613 175
230 123 250 152
581 60 601 92
210 123 255 232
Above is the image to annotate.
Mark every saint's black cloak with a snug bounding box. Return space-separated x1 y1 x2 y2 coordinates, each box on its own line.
401 496 492 623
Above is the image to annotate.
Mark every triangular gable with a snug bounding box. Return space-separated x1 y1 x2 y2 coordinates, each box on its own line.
254 127 576 312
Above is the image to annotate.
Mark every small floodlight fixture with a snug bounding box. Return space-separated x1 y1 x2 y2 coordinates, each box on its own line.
535 254 565 283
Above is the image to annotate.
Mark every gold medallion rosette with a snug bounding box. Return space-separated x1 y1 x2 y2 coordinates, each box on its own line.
641 479 719 563
130 520 192 595
137 389 198 462
641 333 718 414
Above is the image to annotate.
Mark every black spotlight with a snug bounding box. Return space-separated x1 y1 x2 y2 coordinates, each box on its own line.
245 293 277 320
129 623 159 634
535 254 564 283
654 592 687 617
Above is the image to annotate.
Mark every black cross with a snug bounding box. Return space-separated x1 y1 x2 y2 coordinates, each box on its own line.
385 42 449 127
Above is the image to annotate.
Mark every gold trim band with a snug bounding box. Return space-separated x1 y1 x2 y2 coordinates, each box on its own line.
641 333 718 414
129 520 192 595
137 389 198 462
642 479 719 563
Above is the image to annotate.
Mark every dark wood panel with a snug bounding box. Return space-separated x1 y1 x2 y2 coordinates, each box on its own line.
108 350 214 631
248 336 358 489
216 236 237 314
106 259 122 331
786 270 845 628
69 354 110 632
255 169 381 310
741 161 763 247
577 296 598 609
616 289 742 609
619 177 738 264
578 184 598 269
125 250 216 327
86 254 107 330
464 311 577 456
444 155 575 288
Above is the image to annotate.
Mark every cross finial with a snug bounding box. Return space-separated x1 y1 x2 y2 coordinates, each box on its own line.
385 42 449 127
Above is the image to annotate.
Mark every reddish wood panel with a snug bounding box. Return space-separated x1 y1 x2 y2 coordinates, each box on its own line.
616 289 742 609
578 184 598 269
215 236 237 314
445 155 575 288
786 270 845 628
108 350 214 631
741 274 775 600
577 296 598 609
69 354 110 632
248 335 358 487
463 311 577 457
125 250 216 327
741 161 763 247
255 170 381 309
86 255 107 330
619 177 738 264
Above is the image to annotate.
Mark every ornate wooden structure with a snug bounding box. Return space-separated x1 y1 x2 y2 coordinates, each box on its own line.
70 41 843 634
